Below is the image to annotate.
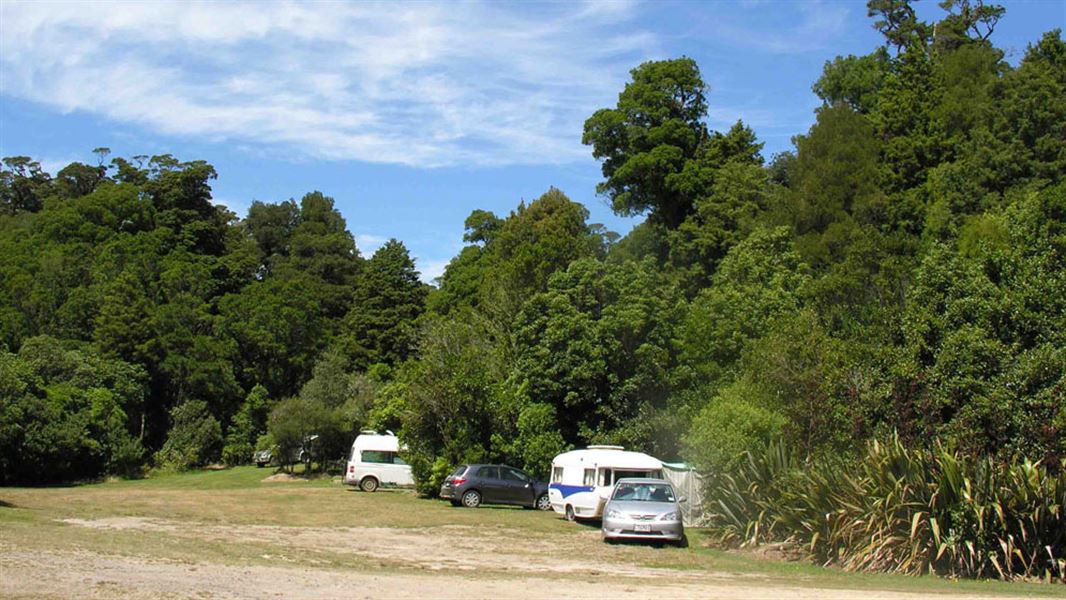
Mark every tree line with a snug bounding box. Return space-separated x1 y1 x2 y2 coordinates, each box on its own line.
1 0 1063 502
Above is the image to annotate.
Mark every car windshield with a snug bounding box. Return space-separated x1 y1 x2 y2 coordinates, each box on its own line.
612 482 675 502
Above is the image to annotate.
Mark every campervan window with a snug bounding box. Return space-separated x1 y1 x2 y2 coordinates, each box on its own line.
551 467 563 483
361 450 392 464
583 468 596 486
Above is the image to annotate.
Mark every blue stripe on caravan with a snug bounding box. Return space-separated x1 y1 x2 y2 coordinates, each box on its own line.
549 483 594 498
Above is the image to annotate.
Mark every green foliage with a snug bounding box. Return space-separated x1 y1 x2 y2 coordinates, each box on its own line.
583 57 708 227
222 385 271 466
398 313 508 496
218 275 326 399
341 239 427 369
508 403 569 479
267 396 329 471
813 48 891 114
678 227 810 386
0 337 145 483
704 435 1065 581
668 149 770 292
432 188 607 342
683 377 786 475
1 156 52 214
514 257 683 456
290 348 377 466
790 105 884 242
154 400 222 470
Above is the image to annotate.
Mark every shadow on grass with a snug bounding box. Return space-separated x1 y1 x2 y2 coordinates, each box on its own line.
605 534 688 549
0 499 17 508
436 502 560 513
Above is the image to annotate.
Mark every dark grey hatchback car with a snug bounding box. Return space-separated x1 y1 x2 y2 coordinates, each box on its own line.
440 464 552 511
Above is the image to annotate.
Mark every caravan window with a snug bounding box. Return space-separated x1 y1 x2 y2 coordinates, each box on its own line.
583 468 596 486
599 469 612 487
551 467 563 483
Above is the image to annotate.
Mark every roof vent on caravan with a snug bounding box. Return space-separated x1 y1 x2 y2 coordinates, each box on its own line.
359 429 378 435
586 444 624 450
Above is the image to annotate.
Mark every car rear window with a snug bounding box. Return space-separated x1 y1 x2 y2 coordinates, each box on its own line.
477 466 499 479
450 465 467 477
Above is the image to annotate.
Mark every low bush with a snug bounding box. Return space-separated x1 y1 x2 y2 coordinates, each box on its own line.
703 435 1066 582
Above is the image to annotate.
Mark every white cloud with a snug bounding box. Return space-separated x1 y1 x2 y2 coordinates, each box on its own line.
354 233 388 256
28 155 83 177
0 0 656 168
415 258 452 286
703 1 851 54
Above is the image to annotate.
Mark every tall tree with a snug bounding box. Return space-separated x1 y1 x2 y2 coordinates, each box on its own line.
341 239 427 369
583 58 708 228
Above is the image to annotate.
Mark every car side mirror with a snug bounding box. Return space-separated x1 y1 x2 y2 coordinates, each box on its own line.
678 496 688 503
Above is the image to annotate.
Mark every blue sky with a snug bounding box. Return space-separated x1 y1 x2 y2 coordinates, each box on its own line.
2 1 1062 282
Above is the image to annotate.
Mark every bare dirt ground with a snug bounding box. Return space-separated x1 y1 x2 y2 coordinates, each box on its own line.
0 516 1042 599
1 547 956 600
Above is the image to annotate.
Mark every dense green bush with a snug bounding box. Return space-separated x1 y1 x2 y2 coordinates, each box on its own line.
0 339 146 483
222 384 271 465
154 400 222 470
683 377 786 474
704 436 1066 581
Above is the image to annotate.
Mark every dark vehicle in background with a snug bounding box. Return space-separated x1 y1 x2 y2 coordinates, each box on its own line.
440 464 551 510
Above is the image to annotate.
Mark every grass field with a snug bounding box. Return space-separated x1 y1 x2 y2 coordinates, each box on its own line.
1 467 1063 599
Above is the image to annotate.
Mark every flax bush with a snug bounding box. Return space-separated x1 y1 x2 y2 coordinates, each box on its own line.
704 435 1065 582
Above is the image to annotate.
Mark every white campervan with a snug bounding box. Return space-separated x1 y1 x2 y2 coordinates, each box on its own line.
344 430 414 492
548 445 663 521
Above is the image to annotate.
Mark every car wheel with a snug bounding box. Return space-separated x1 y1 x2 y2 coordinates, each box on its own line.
256 462 266 468
360 477 379 493
564 504 576 521
536 493 551 511
461 490 481 508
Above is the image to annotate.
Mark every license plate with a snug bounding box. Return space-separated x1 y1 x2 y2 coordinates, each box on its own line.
634 524 651 532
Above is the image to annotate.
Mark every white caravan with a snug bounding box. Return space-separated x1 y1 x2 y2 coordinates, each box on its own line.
548 445 663 520
344 430 414 492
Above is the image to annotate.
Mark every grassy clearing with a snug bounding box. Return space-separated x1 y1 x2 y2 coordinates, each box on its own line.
1 467 1063 597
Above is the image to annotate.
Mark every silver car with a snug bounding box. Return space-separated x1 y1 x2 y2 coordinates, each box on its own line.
601 478 685 545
